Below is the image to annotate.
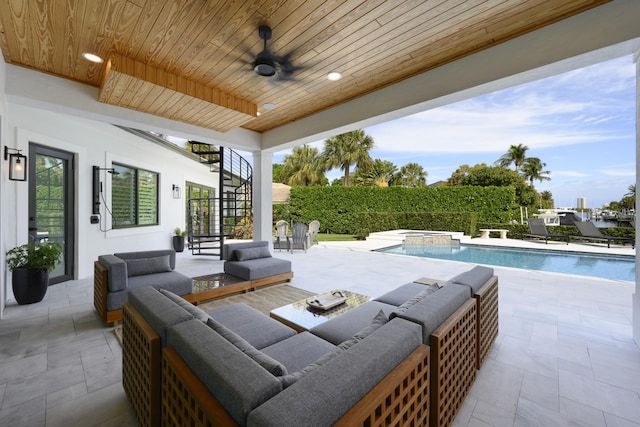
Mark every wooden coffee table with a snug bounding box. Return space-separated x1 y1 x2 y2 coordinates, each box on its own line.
270 289 370 332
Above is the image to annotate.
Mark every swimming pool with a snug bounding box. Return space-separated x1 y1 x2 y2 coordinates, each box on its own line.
378 244 635 282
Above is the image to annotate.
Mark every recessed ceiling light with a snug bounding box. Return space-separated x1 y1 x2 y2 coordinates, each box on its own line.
327 72 342 81
263 103 277 110
81 52 104 63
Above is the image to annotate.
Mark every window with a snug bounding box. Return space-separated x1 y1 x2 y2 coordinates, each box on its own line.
112 163 159 228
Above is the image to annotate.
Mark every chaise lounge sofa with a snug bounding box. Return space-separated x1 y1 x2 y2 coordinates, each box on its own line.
222 240 294 289
94 249 192 325
95 242 294 325
121 265 497 427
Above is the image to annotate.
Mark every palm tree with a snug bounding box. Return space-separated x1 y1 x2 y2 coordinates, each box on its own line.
323 130 375 186
496 144 529 172
521 157 551 185
355 159 397 187
624 184 636 205
539 190 554 209
282 145 326 186
396 162 427 187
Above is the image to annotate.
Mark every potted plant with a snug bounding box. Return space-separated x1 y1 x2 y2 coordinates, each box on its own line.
173 228 188 252
6 240 62 305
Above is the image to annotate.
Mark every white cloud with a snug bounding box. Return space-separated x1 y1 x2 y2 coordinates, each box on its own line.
552 171 590 177
600 169 636 177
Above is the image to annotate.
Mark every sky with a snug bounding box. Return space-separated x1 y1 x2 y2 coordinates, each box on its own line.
274 55 636 209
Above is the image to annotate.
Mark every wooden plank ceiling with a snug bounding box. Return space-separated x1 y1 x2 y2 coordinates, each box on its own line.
0 0 609 134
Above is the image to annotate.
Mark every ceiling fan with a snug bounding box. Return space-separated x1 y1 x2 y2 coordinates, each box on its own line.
250 25 300 80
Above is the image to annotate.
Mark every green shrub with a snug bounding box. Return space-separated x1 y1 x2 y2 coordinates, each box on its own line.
285 186 516 234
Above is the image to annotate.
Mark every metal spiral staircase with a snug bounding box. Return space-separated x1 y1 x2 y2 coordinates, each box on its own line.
188 142 253 257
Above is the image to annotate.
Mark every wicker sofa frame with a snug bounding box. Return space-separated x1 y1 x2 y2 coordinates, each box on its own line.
474 275 499 369
154 296 477 427
162 344 431 427
122 271 496 427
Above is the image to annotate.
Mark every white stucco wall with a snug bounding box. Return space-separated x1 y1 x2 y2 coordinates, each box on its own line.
2 104 220 304
634 47 640 347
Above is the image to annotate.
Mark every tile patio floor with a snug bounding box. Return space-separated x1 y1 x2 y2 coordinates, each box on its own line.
1 236 639 426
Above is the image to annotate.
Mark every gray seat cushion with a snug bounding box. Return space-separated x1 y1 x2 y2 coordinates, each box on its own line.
224 257 292 281
260 332 335 373
374 282 432 306
205 303 296 350
449 266 494 294
247 318 422 427
309 301 396 345
127 271 192 295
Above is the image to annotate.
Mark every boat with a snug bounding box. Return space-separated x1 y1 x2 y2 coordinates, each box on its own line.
532 208 583 226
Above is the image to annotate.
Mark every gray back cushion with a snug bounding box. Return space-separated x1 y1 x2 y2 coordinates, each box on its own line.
127 286 193 345
168 319 282 426
115 249 177 270
222 241 268 261
98 254 127 292
374 282 431 306
391 283 471 342
125 255 172 276
449 266 494 294
206 317 288 376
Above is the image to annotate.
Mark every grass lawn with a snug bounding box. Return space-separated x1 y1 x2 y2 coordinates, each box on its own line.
316 234 358 242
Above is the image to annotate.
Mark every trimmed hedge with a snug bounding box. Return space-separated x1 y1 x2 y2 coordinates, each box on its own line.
282 186 516 234
355 211 478 239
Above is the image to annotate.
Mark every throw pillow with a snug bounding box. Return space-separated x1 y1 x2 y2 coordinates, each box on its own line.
125 255 172 277
206 318 287 376
390 287 439 319
338 310 388 350
234 246 272 261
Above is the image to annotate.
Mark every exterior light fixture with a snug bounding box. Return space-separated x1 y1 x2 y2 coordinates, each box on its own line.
327 72 342 81
4 146 27 181
172 184 181 199
81 52 104 63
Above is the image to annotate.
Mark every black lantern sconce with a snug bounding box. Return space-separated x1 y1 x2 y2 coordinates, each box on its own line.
4 146 27 181
172 184 181 199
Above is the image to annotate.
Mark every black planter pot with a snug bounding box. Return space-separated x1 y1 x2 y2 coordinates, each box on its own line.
173 235 185 252
12 268 49 305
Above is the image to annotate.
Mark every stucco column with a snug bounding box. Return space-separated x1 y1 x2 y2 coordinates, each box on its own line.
634 46 640 348
252 150 273 244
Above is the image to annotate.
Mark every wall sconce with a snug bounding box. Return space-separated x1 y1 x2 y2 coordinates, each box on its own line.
172 184 181 199
4 146 27 181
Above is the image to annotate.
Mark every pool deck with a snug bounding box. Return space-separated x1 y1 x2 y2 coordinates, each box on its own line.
319 229 637 257
0 232 638 426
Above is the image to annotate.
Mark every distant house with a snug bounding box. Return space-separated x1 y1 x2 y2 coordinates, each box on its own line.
272 183 291 204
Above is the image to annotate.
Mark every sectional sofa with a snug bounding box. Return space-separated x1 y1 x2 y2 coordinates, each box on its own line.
94 249 192 325
95 242 293 325
121 265 498 427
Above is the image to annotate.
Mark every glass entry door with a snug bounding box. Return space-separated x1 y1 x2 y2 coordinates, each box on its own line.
28 144 75 285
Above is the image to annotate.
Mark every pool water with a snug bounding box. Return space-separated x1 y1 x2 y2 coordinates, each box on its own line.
378 244 635 282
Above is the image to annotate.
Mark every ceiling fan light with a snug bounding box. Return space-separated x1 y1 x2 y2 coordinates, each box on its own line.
254 58 276 77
